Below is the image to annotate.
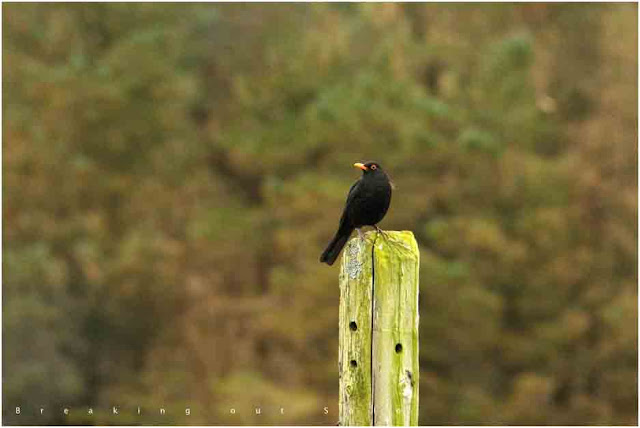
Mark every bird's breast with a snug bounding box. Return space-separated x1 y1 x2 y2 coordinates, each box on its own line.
347 178 391 227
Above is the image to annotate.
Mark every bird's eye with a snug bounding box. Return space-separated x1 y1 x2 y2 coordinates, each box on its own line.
370 165 377 170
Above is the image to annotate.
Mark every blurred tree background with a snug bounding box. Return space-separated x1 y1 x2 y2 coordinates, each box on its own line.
3 3 637 425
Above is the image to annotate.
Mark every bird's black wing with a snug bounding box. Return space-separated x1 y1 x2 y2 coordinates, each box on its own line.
320 178 361 265
339 178 361 226
345 177 362 206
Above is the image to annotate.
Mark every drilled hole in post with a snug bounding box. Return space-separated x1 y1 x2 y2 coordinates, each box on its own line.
350 360 357 368
395 343 403 353
349 321 357 331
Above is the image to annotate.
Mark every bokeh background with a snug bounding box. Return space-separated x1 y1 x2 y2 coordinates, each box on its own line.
3 3 638 425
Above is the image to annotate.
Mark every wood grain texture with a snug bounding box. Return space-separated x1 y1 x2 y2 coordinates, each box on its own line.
371 231 419 426
339 231 419 426
339 235 374 425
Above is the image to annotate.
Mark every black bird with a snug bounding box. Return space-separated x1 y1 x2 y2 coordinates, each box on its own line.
320 161 392 265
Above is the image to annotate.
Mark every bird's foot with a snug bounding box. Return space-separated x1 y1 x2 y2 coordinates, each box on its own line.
373 225 390 240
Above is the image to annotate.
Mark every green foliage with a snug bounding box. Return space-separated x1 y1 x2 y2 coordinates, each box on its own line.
3 3 637 425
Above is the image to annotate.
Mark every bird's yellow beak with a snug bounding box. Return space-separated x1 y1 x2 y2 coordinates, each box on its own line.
354 162 367 171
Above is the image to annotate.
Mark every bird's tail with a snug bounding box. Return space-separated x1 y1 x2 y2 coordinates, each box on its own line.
320 227 353 266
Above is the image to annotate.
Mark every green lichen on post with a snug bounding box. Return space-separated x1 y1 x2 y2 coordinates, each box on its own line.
339 235 375 425
339 231 419 426
371 231 419 426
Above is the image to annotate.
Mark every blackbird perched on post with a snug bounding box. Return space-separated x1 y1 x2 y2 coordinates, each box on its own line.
320 161 392 265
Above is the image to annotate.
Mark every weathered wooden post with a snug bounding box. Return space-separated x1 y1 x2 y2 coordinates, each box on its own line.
339 230 419 426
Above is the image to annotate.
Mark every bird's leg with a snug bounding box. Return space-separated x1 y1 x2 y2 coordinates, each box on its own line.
374 224 390 240
355 228 366 253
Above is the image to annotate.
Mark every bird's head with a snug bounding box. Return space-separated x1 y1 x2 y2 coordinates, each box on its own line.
354 161 383 175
